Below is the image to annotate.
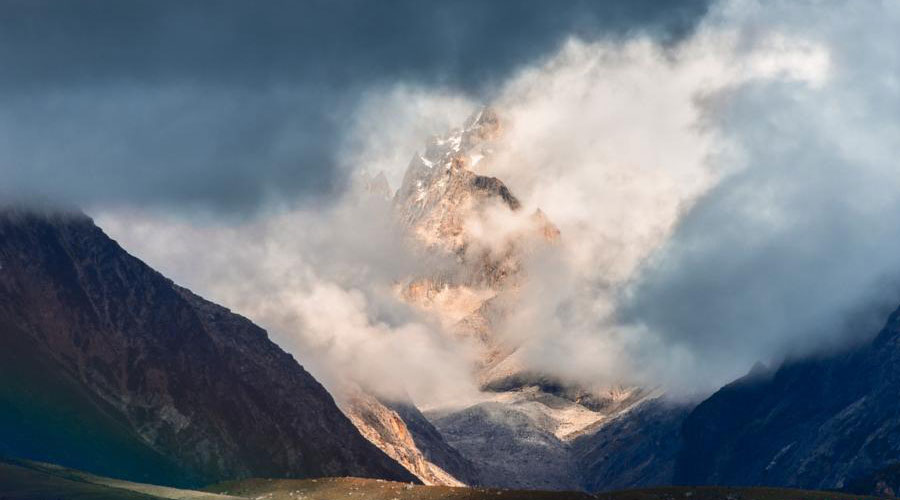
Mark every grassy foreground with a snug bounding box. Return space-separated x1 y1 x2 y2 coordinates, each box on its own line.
0 458 884 500
208 477 883 500
207 476 594 499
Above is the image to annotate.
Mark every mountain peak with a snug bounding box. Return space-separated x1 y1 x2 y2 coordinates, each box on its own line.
461 106 501 150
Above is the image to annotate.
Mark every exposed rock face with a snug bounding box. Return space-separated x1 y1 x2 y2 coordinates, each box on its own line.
428 400 578 491
394 107 506 246
392 108 564 376
675 305 900 491
339 390 471 486
386 400 482 486
0 209 416 487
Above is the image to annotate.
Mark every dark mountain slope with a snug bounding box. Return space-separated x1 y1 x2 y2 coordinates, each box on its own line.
0 208 415 487
675 304 900 490
573 399 691 492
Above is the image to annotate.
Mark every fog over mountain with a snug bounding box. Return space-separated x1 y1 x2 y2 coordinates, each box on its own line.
4 0 900 406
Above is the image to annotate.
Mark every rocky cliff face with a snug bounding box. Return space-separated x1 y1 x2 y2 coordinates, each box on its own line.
338 389 475 486
386 400 482 485
675 305 900 492
0 209 416 487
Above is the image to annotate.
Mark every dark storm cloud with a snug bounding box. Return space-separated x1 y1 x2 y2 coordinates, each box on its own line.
0 0 709 211
0 0 709 89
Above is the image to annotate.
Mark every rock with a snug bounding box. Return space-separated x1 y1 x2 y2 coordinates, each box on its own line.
339 389 470 486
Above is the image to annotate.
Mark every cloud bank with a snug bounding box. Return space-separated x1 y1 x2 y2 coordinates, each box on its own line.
94 0 900 401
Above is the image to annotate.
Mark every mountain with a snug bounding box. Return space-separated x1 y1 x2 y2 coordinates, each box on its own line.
0 208 415 487
341 108 660 490
393 108 559 375
573 399 691 492
426 399 579 490
674 304 900 493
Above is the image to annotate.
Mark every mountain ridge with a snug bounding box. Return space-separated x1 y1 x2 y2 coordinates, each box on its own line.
0 208 415 487
675 303 900 493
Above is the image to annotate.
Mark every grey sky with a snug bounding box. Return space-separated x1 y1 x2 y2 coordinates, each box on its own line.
0 0 709 211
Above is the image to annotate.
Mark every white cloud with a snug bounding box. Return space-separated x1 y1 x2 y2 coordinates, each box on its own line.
98 0 900 400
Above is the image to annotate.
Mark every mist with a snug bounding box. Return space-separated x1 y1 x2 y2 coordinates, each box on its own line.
87 0 900 401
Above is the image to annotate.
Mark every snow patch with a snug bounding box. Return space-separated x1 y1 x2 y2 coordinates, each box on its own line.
415 180 427 202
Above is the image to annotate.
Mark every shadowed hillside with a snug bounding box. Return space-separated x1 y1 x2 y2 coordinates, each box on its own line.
0 209 414 487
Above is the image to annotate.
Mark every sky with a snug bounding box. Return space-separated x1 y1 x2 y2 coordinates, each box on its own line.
5 0 900 403
0 0 708 210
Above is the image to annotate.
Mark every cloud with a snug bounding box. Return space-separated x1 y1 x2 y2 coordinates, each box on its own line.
452 6 837 394
94 0 900 403
623 0 900 393
483 0 900 396
337 85 477 190
96 190 481 406
0 0 708 212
